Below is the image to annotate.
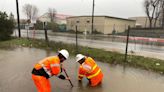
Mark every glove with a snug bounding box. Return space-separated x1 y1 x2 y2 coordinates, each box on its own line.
60 67 63 73
78 79 82 82
58 74 66 80
60 64 64 73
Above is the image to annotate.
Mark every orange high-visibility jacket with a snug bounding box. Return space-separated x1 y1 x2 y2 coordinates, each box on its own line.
78 57 103 86
34 56 61 77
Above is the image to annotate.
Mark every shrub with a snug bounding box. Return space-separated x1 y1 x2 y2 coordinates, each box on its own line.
0 12 15 41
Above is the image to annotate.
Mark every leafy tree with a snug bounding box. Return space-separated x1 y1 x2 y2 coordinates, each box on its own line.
35 21 59 31
35 20 44 30
48 22 59 32
0 12 15 40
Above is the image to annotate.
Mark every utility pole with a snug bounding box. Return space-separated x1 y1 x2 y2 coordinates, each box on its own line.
16 0 21 37
91 0 95 34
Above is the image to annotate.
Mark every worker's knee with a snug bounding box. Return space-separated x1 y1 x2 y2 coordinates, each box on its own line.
42 87 51 92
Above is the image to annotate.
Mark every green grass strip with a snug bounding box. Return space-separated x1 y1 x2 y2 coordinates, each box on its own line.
0 38 164 74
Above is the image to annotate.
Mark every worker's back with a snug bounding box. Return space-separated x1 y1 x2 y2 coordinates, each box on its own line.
78 57 103 86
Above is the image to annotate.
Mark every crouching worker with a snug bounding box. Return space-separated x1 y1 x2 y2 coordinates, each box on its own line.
32 49 69 92
76 54 103 87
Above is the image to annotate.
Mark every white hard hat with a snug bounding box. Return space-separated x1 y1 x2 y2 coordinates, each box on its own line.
76 54 85 62
59 49 69 59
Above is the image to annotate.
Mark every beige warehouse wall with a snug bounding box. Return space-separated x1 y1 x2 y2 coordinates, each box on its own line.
67 16 105 34
67 16 135 34
104 17 135 34
91 17 105 33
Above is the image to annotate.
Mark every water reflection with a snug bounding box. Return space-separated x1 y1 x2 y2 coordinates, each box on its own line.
0 47 164 92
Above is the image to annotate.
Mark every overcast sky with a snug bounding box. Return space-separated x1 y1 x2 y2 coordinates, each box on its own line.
0 0 145 19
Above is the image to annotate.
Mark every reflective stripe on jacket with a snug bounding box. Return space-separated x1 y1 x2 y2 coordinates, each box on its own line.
34 56 61 78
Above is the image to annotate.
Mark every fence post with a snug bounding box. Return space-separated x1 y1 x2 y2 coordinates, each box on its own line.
124 26 130 63
43 22 49 46
75 25 78 54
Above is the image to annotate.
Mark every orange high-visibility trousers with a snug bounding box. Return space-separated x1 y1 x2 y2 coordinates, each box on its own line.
32 74 51 92
90 71 103 86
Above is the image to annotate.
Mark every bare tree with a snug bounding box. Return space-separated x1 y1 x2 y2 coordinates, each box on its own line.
154 0 161 27
23 4 38 21
144 0 153 28
144 0 161 28
23 4 32 20
48 8 56 22
31 6 38 21
161 0 164 28
9 12 14 21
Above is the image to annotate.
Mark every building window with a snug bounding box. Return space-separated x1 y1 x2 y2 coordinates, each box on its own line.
87 20 90 23
76 21 80 23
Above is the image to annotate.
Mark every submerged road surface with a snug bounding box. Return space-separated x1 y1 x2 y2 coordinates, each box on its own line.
0 48 164 92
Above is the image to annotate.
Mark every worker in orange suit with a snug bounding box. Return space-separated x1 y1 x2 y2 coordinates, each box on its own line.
76 54 103 86
32 49 69 92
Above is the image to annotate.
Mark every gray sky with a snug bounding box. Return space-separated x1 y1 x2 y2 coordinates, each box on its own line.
0 0 145 19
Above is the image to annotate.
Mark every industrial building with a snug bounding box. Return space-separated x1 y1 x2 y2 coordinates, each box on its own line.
129 17 161 28
38 13 71 24
66 16 136 34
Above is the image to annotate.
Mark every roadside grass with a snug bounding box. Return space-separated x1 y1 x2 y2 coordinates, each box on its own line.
0 37 164 74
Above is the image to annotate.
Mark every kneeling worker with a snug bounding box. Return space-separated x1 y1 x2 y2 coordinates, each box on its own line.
76 54 103 86
32 49 69 92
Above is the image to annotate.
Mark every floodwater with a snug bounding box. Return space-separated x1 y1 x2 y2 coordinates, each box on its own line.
0 47 164 92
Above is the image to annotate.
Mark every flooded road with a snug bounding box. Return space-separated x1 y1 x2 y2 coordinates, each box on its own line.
0 48 164 92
